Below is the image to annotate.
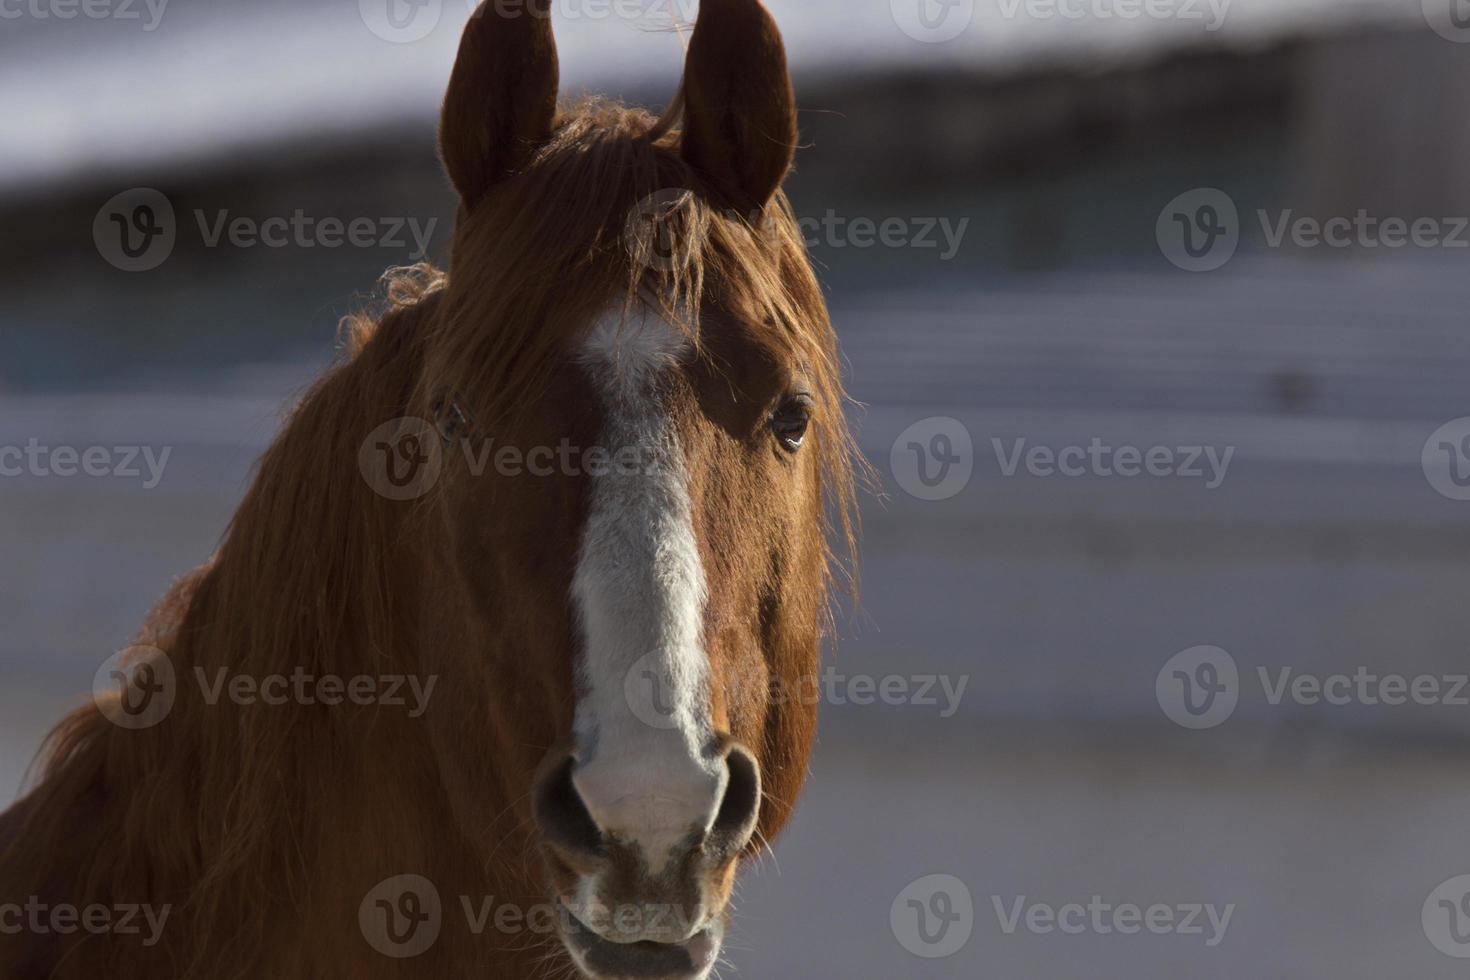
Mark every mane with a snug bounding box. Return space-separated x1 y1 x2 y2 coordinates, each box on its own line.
1 97 859 977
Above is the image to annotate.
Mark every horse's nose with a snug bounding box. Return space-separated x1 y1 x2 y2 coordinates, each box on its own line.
533 740 762 872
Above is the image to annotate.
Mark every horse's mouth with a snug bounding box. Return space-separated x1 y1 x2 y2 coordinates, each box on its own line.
560 907 722 980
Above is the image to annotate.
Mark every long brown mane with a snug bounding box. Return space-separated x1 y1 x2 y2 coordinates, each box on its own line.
1 99 858 978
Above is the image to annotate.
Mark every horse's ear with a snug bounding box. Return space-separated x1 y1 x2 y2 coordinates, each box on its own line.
679 0 797 217
439 0 560 209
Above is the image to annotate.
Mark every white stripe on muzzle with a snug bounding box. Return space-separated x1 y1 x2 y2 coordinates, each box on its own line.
569 306 726 874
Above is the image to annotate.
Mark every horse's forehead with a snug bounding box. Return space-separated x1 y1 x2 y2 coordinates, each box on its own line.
576 307 691 394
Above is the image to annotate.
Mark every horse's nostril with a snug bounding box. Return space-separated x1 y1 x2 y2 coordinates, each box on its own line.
707 742 761 861
533 754 605 858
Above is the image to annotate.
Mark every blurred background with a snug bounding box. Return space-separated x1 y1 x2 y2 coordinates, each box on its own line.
6 0 1470 975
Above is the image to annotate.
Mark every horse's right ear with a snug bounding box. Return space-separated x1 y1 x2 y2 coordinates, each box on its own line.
439 1 560 210
680 0 797 217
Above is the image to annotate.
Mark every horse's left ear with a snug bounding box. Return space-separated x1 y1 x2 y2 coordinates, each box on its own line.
439 0 560 209
680 0 797 217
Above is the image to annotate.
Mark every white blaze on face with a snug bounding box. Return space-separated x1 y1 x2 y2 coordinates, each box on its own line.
570 306 727 875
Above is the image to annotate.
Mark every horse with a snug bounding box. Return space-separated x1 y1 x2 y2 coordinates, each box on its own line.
0 0 858 976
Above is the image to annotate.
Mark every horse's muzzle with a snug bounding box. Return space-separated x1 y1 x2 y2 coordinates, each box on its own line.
561 908 723 980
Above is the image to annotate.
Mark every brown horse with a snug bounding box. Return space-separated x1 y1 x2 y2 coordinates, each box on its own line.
0 1 858 977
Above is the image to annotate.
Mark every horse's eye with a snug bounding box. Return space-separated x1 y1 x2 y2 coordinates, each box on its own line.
770 396 813 452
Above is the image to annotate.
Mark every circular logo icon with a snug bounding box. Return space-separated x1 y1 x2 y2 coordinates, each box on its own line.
93 188 176 273
1156 188 1239 272
890 0 975 43
360 874 443 958
623 651 682 731
360 0 443 43
93 645 176 730
1423 0 1470 42
1156 645 1238 729
623 189 695 274
359 417 443 501
891 873 974 959
1422 418 1470 501
890 417 974 502
1424 874 1470 957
